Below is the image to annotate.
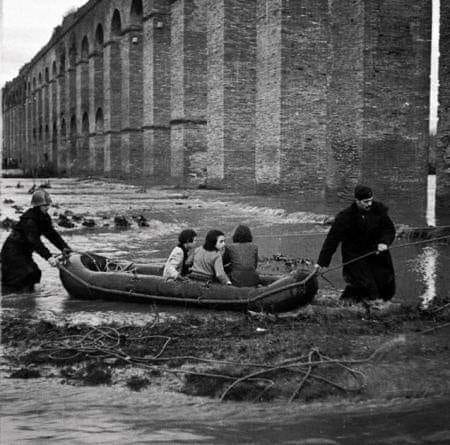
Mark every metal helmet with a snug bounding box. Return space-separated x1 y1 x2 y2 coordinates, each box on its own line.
31 189 52 207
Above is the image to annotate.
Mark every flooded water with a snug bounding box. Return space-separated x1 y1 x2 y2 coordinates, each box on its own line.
1 176 449 442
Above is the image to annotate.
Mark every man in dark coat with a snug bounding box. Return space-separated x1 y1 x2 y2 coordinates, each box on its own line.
1 189 71 293
315 185 396 302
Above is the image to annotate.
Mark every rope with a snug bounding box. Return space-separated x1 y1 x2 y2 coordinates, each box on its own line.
321 234 450 275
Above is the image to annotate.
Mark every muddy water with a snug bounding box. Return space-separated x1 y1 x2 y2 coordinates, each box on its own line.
1 177 450 443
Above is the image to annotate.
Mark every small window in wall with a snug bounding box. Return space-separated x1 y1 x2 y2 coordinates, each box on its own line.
52 61 57 77
45 67 49 83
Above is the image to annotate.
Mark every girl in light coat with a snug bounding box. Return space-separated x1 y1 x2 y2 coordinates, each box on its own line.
163 229 197 280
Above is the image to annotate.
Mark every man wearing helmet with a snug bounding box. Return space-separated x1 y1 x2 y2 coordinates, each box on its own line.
1 189 72 293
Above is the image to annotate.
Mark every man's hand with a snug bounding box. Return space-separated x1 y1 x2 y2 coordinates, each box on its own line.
377 243 388 253
48 256 59 267
314 264 327 274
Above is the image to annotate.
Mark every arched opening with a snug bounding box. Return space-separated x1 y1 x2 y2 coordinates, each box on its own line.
70 115 77 165
32 77 36 90
111 9 122 37
59 52 66 73
95 107 104 173
81 112 90 173
52 61 57 77
38 72 42 84
68 34 77 68
95 107 104 132
45 67 49 83
80 36 90 115
61 119 66 143
81 36 89 60
130 0 143 25
95 23 104 47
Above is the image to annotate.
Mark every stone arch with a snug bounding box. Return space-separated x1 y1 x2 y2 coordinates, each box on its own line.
59 52 66 73
130 0 143 25
95 107 104 131
45 67 49 83
95 107 104 173
81 35 89 60
111 9 122 37
80 36 90 121
95 23 104 48
61 118 66 143
81 112 90 173
68 34 77 68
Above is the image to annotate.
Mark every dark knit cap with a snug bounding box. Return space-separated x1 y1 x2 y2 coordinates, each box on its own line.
354 185 373 200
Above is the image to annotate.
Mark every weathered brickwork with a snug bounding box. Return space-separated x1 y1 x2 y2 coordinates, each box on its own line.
170 0 207 185
361 0 431 207
2 0 432 202
437 0 450 218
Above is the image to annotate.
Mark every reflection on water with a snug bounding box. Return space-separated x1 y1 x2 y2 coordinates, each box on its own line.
417 246 438 308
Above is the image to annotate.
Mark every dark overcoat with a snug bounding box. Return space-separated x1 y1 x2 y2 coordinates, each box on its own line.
1 207 69 292
317 201 396 300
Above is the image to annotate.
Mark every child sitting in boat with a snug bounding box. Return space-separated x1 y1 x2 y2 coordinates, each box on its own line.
163 229 197 281
223 224 260 287
190 230 232 285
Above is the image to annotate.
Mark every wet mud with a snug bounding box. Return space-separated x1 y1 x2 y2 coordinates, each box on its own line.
2 297 449 404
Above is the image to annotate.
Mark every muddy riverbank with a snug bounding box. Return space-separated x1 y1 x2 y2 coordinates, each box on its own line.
2 297 449 405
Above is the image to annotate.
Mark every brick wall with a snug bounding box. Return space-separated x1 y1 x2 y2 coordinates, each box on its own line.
1 0 434 204
437 0 450 219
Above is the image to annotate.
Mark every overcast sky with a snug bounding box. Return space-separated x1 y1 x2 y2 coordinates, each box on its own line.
0 0 440 133
1 0 87 87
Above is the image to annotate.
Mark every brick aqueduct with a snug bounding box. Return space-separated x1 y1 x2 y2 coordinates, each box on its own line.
1 0 449 209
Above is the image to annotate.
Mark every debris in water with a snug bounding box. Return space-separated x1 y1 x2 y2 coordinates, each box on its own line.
82 218 96 227
133 215 149 227
9 367 41 379
3 198 14 204
126 375 151 391
16 181 23 188
114 215 130 228
57 214 75 228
